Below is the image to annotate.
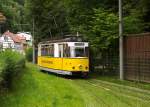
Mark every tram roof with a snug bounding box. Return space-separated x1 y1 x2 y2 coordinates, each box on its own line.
39 36 87 44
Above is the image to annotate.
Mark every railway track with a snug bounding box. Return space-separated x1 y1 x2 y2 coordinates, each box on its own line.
71 80 112 107
85 81 136 107
72 78 150 107
91 79 150 94
86 80 150 103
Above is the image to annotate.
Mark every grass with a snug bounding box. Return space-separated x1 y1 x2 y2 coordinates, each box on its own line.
0 63 150 107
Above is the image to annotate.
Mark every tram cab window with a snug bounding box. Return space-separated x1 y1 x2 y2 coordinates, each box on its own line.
69 46 89 57
75 47 85 57
85 47 89 57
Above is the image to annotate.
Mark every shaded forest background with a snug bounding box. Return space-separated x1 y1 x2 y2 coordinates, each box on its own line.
1 0 150 73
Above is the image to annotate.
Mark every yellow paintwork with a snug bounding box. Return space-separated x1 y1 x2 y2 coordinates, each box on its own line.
38 56 89 72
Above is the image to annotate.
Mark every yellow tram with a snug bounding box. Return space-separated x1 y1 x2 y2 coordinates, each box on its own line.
37 36 89 76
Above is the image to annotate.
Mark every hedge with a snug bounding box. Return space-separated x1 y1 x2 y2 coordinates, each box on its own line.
25 48 33 62
0 50 25 89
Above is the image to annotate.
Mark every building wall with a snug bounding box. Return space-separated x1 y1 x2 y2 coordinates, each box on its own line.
0 36 15 50
0 36 24 54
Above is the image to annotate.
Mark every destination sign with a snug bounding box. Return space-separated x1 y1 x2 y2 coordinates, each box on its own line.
41 60 53 64
75 43 84 46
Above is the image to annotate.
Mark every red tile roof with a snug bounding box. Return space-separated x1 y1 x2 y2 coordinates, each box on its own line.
3 30 25 43
3 30 14 37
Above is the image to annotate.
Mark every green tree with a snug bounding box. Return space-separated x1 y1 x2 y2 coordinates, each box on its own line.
88 8 118 50
24 0 148 47
24 0 69 43
0 0 25 33
135 0 150 31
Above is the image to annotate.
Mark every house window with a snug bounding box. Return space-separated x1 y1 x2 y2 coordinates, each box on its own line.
8 43 12 48
4 36 8 42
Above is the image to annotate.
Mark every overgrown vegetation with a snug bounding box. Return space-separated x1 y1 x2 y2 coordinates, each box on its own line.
25 48 33 62
0 50 25 89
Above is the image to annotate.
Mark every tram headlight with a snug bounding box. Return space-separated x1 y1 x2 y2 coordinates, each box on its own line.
85 66 88 70
79 65 83 69
72 66 75 69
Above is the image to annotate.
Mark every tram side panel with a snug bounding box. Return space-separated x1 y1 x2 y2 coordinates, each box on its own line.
38 57 63 70
38 43 63 71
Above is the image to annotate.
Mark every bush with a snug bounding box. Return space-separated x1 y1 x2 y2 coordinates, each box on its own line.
0 50 25 89
25 48 33 62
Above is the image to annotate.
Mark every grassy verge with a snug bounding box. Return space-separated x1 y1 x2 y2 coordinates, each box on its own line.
0 63 85 107
0 50 25 89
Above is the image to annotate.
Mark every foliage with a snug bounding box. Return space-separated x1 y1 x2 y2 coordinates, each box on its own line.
0 50 25 89
25 47 33 62
88 8 118 50
0 0 25 33
24 0 70 43
1 0 150 40
123 15 144 34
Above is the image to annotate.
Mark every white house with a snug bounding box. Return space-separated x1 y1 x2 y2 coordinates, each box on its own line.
17 32 32 46
0 31 15 51
0 31 27 54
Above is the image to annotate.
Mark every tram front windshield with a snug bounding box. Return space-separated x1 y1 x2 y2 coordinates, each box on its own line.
74 47 88 57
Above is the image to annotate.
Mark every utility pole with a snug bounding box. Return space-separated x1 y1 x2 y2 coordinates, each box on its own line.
32 18 35 64
119 0 124 80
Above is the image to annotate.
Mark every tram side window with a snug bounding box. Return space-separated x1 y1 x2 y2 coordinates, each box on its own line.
49 45 54 57
41 47 46 56
63 44 70 57
41 45 54 57
59 44 63 57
